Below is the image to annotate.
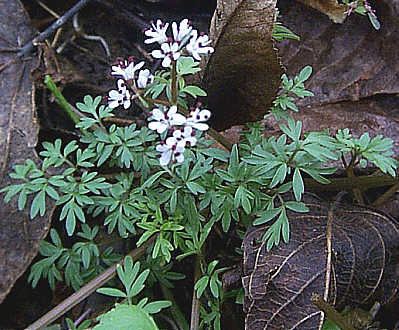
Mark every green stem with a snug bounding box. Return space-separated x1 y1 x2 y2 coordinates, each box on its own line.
287 144 302 166
44 75 82 125
171 61 178 105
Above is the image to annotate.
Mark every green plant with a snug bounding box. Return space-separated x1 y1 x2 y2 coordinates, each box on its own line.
1 17 396 329
95 256 171 330
28 226 120 290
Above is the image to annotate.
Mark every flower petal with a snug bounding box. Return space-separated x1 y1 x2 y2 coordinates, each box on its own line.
152 108 165 120
191 122 209 131
175 151 185 163
171 113 186 125
156 144 169 152
108 100 119 109
108 90 120 99
149 121 167 133
198 109 211 121
162 56 172 68
161 42 170 52
151 50 164 59
159 149 172 166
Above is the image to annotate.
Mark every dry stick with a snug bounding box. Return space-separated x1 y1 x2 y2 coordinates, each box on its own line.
319 193 346 328
190 255 202 330
26 236 156 330
18 0 92 58
94 0 149 31
372 182 399 207
311 294 355 330
304 174 397 192
320 206 334 328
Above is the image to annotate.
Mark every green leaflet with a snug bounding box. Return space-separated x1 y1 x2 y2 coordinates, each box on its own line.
93 304 159 330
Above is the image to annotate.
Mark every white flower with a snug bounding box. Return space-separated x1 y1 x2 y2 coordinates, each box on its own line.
186 107 211 131
151 42 181 67
108 79 131 109
186 30 214 61
111 59 144 81
172 18 193 42
167 126 197 148
148 105 186 134
156 141 185 166
136 69 154 89
144 19 169 44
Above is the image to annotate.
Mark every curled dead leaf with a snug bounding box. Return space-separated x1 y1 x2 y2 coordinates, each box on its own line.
203 0 283 130
242 194 399 329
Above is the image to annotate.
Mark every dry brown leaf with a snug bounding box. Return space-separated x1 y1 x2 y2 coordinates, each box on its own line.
278 0 399 107
0 0 54 303
242 195 399 329
203 0 283 130
297 0 347 23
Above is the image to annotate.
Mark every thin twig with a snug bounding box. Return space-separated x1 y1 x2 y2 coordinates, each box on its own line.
345 156 365 204
161 285 189 330
157 314 179 330
93 0 149 31
26 236 156 330
323 207 334 302
37 0 60 19
133 43 154 62
190 255 202 330
74 308 92 327
103 116 135 126
304 174 397 192
372 182 399 207
18 0 92 58
72 13 111 58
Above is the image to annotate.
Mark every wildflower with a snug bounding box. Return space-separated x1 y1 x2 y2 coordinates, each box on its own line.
172 18 193 42
108 79 131 109
156 141 185 166
136 69 154 89
151 42 181 67
186 30 214 61
167 126 197 148
186 107 211 131
111 58 144 81
148 105 186 134
144 19 169 44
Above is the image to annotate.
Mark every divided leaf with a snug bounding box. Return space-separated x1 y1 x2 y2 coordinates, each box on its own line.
93 304 159 330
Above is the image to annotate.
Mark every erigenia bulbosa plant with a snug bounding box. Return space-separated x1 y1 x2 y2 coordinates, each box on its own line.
1 16 396 330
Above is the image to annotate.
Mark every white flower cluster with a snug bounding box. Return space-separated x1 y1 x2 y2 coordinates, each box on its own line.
145 18 214 67
108 57 154 109
105 18 214 166
107 19 214 111
148 105 211 165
